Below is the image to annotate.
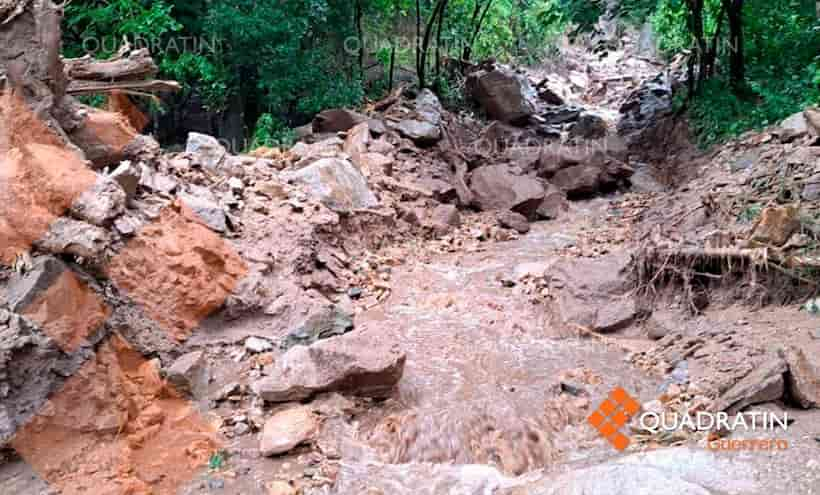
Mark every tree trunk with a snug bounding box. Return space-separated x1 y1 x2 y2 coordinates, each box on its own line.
0 0 175 167
725 0 745 90
418 0 449 89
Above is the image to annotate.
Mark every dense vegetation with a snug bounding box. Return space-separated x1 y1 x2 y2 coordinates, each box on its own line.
62 0 819 148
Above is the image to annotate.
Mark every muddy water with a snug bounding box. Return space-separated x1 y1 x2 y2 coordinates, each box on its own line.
339 203 661 493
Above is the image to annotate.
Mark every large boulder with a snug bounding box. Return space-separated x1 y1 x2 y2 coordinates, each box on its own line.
312 108 367 134
283 157 378 213
468 165 546 219
545 253 639 333
252 332 406 403
467 66 538 125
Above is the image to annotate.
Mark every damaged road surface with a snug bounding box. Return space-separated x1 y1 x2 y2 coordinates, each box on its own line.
3 1 820 494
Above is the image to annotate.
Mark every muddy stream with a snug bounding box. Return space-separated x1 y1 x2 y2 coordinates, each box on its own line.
323 199 661 494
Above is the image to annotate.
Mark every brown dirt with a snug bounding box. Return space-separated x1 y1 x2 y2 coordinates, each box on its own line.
19 268 110 353
107 91 149 133
10 334 220 495
106 201 248 341
0 143 97 264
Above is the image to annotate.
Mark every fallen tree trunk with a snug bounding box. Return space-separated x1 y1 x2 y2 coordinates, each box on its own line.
0 0 177 167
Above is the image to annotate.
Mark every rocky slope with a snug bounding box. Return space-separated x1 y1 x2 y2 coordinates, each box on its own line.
2 4 820 495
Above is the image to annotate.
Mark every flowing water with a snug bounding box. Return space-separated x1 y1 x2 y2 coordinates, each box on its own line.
332 202 662 493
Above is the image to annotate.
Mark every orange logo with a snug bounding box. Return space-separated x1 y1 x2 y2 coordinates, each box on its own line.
587 387 640 451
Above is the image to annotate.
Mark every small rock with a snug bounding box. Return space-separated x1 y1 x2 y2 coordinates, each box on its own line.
36 217 111 261
395 119 441 146
713 357 787 414
750 206 800 247
283 157 378 213
347 287 363 299
282 305 354 350
179 192 228 233
166 350 210 399
266 480 298 495
246 337 274 354
497 210 530 234
70 176 127 226
312 108 367 133
186 132 227 172
560 381 586 397
109 160 141 200
4 256 66 312
260 406 318 456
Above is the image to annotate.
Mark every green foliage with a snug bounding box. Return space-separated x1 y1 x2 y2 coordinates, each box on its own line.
648 0 820 145
251 114 297 149
63 0 182 58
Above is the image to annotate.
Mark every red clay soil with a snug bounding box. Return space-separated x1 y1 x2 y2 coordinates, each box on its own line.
20 269 110 353
106 201 248 341
0 143 98 265
69 108 139 167
11 334 220 495
0 92 98 265
107 91 150 133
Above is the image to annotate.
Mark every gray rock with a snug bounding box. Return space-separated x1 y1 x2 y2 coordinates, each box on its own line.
36 218 111 261
617 73 673 145
395 119 441 146
260 406 317 456
777 111 808 142
427 204 461 237
414 89 443 126
467 66 538 124
784 346 820 408
469 165 546 219
245 337 274 353
540 106 583 125
253 332 406 403
283 157 378 213
5 256 66 312
497 210 530 234
312 109 367 134
731 150 760 172
536 184 569 220
108 160 141 200
802 173 820 201
70 176 127 226
282 305 354 350
713 356 787 414
0 311 92 445
186 132 227 172
166 351 210 399
570 112 608 138
178 191 228 233
139 165 178 194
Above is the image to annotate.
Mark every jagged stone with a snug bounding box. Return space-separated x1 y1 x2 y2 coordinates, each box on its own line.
469 165 546 219
70 175 126 226
260 406 318 456
467 66 537 124
283 157 378 213
784 346 820 409
253 332 405 403
186 132 227 172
